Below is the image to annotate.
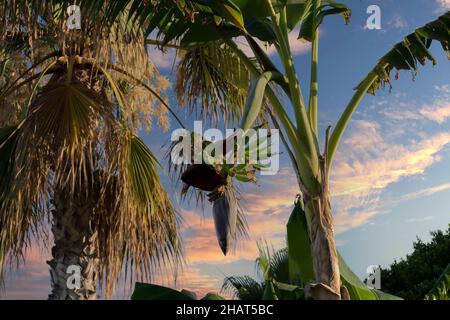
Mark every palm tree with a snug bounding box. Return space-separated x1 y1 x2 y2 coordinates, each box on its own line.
0 1 181 299
108 0 450 299
222 245 293 300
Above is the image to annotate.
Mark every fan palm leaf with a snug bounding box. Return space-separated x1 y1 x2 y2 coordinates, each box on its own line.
175 40 251 125
0 0 182 298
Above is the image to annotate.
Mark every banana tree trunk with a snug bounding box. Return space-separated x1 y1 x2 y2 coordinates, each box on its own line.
47 188 99 300
304 187 341 300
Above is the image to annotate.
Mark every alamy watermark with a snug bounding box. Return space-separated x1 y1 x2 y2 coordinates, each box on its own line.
366 5 382 30
66 265 81 290
66 5 81 30
365 265 381 289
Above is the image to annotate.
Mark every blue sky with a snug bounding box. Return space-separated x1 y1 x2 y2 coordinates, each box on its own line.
2 0 450 299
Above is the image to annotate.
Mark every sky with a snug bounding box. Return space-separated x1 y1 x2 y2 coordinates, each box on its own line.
2 0 450 299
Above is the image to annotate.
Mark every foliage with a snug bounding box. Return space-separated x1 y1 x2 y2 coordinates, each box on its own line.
126 1 448 299
381 226 450 300
1 1 449 300
134 201 402 300
425 263 450 300
223 201 402 300
131 283 225 300
0 0 181 296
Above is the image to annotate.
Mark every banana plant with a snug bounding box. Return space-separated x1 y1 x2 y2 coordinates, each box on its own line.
130 1 450 299
425 263 450 300
130 199 402 301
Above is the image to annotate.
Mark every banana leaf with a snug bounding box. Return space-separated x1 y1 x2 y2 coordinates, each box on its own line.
425 263 450 300
131 283 196 300
131 282 226 300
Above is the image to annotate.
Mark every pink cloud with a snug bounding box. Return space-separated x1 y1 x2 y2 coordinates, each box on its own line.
419 100 450 124
437 0 450 10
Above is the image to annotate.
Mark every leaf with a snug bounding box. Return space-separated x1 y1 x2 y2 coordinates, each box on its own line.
131 283 196 300
180 23 240 47
0 126 20 200
299 0 351 41
126 135 164 212
232 0 272 17
425 263 450 300
245 16 277 43
176 41 250 125
286 0 312 30
338 253 403 300
241 71 280 131
210 0 246 31
262 280 279 300
235 174 253 182
181 289 198 300
201 293 226 300
286 199 315 285
233 0 306 19
244 35 290 93
274 280 302 292
222 276 264 300
338 253 378 300
317 1 351 26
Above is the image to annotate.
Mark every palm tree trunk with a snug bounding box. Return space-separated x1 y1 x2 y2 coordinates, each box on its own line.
47 188 99 300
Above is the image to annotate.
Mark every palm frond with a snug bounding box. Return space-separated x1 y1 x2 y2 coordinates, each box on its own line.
175 40 250 125
125 135 164 213
256 240 273 281
0 126 20 199
270 248 290 284
254 242 290 283
222 276 264 300
0 125 22 283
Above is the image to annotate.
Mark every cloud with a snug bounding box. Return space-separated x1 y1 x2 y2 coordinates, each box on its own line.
381 94 450 124
334 209 380 234
419 100 450 124
283 32 312 56
1 243 51 299
364 13 408 33
436 0 450 10
405 216 433 224
434 85 450 93
399 183 450 202
329 116 450 233
148 46 177 69
332 121 450 196
384 14 408 32
382 109 422 121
